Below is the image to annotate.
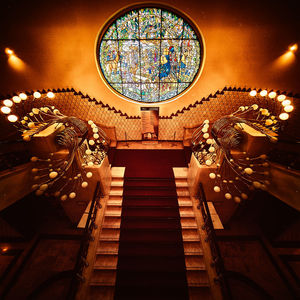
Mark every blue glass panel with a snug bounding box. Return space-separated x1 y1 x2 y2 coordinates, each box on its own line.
117 10 139 39
100 40 122 83
139 8 161 39
140 40 160 83
159 40 182 83
119 40 140 83
160 83 178 101
161 10 183 39
141 83 159 101
179 40 200 82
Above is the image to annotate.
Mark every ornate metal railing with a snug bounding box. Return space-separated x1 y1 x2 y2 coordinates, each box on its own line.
197 182 232 299
67 181 103 300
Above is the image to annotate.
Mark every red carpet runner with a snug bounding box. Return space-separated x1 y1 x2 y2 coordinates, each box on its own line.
111 149 190 300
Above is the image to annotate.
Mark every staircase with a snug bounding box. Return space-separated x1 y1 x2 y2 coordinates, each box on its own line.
173 167 213 299
88 166 125 299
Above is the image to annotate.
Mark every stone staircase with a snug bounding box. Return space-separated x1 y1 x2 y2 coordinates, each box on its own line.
88 167 125 299
173 167 213 299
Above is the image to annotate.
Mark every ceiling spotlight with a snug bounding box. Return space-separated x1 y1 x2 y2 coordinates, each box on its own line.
5 48 14 55
289 43 298 52
12 96 21 103
277 94 286 101
279 113 289 120
249 90 257 96
282 100 291 106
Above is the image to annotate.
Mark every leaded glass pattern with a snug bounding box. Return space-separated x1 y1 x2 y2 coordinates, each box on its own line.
97 7 203 103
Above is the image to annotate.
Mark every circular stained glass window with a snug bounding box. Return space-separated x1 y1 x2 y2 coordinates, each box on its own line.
96 7 204 103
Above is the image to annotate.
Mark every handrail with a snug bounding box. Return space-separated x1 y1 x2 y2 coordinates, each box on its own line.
197 182 232 299
67 181 102 300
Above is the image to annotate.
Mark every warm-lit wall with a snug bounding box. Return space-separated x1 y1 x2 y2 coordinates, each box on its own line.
0 0 299 117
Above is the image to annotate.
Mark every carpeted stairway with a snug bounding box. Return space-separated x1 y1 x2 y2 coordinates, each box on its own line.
112 150 190 300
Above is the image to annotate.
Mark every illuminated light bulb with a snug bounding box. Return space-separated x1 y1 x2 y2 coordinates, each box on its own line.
7 114 18 122
260 154 267 160
1 106 11 114
206 139 213 144
93 134 99 139
28 122 35 128
61 194 67 201
23 135 31 142
284 105 294 113
204 119 209 124
241 193 248 200
261 109 268 116
47 91 55 98
53 109 59 114
203 133 209 139
89 140 95 146
260 90 267 96
88 120 93 125
19 93 27 100
209 147 215 153
239 106 245 111
205 159 212 166
86 172 93 178
213 186 221 193
54 191 61 197
40 184 48 191
49 171 58 179
85 149 92 155
88 161 94 166
253 181 261 189
279 113 289 120
12 96 21 103
249 90 257 96
32 108 39 114
92 127 98 133
30 156 38 162
202 127 208 133
36 190 44 196
31 184 38 190
282 100 291 106
225 193 232 200
3 99 13 107
33 91 41 98
69 192 76 199
82 181 88 188
5 48 14 55
209 173 216 179
234 196 241 203
277 94 286 102
244 168 253 175
265 119 273 126
252 104 258 110
268 91 276 98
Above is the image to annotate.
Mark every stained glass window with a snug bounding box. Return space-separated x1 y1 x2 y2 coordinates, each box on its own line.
97 7 203 103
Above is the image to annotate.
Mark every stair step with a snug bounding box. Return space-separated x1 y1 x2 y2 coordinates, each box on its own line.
109 189 123 196
111 179 124 187
181 217 197 228
180 207 195 217
105 207 122 217
188 287 213 300
186 270 210 286
91 269 116 285
178 198 193 207
183 241 203 254
103 216 121 228
185 255 206 269
182 229 200 240
122 206 180 218
111 167 125 179
175 179 189 188
97 241 119 254
100 228 120 239
176 189 190 197
107 199 122 206
94 254 118 268
173 167 188 179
